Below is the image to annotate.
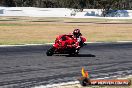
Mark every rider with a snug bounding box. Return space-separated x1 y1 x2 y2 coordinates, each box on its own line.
73 28 82 41
58 29 83 49
72 28 83 48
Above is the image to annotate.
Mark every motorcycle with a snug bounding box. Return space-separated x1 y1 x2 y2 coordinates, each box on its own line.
46 34 86 56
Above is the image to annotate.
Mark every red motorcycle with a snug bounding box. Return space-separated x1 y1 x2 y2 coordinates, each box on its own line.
46 34 86 56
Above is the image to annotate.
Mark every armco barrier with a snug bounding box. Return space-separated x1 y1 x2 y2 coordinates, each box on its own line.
0 7 132 18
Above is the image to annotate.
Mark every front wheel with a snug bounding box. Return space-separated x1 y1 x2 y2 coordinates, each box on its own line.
46 47 55 56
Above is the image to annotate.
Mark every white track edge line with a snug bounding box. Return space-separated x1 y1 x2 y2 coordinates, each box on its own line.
0 41 132 47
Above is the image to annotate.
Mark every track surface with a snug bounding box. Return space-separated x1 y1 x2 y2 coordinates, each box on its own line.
0 43 132 88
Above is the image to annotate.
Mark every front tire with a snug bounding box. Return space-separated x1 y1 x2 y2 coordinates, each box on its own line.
46 47 54 56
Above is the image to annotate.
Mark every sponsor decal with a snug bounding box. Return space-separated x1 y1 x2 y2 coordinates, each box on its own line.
78 67 131 86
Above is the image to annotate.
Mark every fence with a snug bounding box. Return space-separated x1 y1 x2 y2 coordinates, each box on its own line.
0 7 132 18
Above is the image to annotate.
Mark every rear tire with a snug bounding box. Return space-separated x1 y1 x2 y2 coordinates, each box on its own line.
69 49 79 56
46 47 54 56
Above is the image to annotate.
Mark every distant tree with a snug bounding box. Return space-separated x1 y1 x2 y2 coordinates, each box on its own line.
1 0 132 11
59 0 88 11
0 0 4 6
3 0 16 6
13 0 35 7
96 0 120 17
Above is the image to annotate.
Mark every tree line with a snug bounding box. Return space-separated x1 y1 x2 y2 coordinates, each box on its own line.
0 0 132 9
1 0 132 16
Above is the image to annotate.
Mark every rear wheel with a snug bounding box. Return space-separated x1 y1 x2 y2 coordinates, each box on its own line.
46 47 55 56
69 49 79 56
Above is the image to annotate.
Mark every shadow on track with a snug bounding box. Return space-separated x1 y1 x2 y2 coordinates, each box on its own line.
67 54 96 57
54 54 96 57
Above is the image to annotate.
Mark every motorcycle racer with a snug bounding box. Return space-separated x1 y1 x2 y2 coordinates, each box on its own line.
54 29 85 49
73 28 82 39
72 29 83 48
54 34 78 49
46 29 86 56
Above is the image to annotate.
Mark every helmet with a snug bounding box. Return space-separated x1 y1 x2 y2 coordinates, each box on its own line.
73 29 80 38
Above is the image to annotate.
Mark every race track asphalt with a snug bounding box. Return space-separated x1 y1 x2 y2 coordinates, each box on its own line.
0 43 132 88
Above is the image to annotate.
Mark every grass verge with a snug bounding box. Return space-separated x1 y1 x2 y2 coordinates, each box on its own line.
0 17 132 45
